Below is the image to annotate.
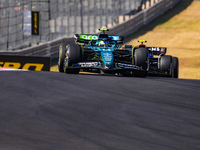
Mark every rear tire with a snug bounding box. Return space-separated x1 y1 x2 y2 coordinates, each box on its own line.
160 55 172 72
64 44 81 74
172 57 179 78
133 48 148 77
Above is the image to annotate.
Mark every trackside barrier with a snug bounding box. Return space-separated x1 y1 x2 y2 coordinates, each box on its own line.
0 0 180 58
0 55 51 71
0 37 75 57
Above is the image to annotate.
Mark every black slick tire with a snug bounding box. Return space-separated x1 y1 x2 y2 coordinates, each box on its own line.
172 57 179 78
133 48 148 77
58 44 66 72
160 55 172 72
65 44 81 74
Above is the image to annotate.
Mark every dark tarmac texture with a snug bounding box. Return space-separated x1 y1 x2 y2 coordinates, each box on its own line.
0 71 200 150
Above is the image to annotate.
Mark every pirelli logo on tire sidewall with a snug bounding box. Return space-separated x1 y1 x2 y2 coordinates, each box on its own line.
0 55 50 71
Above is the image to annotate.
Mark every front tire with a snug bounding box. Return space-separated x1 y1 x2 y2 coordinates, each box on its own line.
58 44 66 72
64 44 81 74
133 48 148 77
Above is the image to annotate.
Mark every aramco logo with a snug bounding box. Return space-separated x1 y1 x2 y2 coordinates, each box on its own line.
80 35 98 40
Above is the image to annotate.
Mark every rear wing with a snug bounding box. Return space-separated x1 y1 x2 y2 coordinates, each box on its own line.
147 47 167 55
74 34 98 43
74 34 124 44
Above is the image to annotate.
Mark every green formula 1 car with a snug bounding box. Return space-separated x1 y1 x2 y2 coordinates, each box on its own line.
58 29 149 77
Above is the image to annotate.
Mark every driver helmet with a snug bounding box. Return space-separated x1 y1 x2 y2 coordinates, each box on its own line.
98 41 105 47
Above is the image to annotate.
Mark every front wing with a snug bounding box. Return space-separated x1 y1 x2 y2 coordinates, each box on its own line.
69 61 143 72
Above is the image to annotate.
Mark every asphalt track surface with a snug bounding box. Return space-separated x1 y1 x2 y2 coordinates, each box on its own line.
0 71 200 150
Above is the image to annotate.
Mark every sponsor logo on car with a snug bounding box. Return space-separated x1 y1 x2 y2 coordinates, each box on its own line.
102 52 113 65
80 34 98 40
148 47 161 51
78 62 100 67
109 36 120 41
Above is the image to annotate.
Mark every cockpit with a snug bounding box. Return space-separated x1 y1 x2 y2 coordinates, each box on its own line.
90 40 116 48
